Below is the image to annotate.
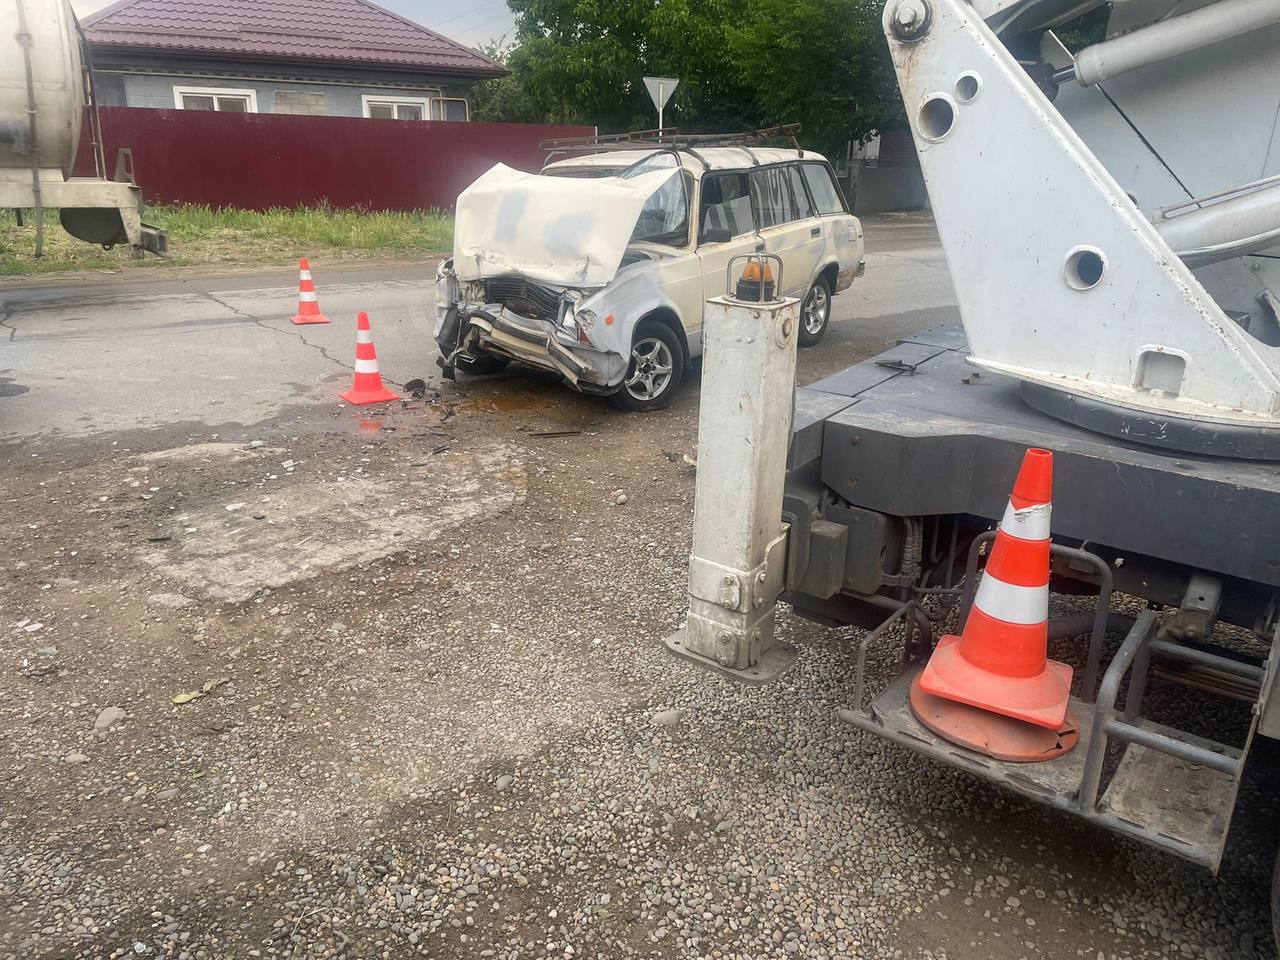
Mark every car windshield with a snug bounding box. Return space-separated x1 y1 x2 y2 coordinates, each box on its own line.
619 154 689 247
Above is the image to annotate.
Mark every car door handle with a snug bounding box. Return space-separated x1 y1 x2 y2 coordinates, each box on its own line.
810 226 821 237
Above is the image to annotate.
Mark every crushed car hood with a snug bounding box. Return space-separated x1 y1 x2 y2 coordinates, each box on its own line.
453 163 679 288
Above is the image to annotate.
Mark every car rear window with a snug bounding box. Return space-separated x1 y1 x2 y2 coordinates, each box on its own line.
750 166 808 228
800 162 847 215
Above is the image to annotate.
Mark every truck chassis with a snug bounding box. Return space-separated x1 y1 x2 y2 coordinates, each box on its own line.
782 328 1280 872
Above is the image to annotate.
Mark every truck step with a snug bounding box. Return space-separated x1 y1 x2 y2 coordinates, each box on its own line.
841 665 1244 870
1097 719 1242 859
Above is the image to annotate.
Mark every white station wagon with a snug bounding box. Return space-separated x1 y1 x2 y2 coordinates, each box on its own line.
434 138 865 410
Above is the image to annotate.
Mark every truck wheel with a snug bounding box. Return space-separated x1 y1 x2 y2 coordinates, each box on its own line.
455 354 510 376
799 276 832 347
609 321 685 412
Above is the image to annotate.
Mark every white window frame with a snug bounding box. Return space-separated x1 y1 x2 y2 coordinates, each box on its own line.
172 85 259 112
431 97 470 122
361 94 435 120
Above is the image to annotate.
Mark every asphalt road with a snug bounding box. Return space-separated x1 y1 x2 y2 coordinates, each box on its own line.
0 215 955 443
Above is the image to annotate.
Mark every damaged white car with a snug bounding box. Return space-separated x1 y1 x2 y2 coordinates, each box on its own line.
434 144 865 410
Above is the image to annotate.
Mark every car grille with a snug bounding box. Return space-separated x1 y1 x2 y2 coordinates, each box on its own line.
484 277 562 322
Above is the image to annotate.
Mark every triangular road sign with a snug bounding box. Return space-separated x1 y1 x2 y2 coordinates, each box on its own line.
643 76 679 111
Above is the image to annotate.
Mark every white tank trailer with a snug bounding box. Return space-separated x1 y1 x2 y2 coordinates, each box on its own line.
1 0 164 257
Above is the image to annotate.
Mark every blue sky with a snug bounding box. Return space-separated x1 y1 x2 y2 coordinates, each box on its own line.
70 0 518 51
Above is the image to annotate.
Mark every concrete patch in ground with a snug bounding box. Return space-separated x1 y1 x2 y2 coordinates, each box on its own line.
137 443 525 601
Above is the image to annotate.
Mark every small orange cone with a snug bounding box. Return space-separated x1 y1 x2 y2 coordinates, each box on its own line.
916 448 1073 730
339 311 399 406
291 258 330 325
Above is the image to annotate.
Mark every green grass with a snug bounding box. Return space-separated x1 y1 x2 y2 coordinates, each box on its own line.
0 203 454 277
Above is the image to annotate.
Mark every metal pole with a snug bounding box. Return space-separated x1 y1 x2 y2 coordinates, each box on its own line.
14 0 45 258
1062 0 1280 88
658 82 664 136
1153 176 1280 267
664 258 802 681
74 10 107 181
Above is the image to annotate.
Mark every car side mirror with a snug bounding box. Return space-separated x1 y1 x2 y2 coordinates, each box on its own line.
700 226 732 245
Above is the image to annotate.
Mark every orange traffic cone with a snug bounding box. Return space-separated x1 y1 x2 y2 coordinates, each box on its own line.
291 258 330 325
915 448 1074 734
340 312 399 406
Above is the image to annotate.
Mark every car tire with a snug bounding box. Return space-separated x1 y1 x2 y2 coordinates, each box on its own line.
798 275 833 347
454 353 510 376
609 321 685 412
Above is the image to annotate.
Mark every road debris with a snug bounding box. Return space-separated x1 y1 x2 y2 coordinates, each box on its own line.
172 677 229 705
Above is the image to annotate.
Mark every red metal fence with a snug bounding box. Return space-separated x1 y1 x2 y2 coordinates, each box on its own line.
74 107 594 211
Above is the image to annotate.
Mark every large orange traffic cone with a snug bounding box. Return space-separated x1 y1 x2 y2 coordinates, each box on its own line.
339 312 400 406
291 258 330 325
917 449 1073 731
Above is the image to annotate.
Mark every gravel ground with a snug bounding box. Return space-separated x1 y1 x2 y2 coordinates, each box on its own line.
1 224 1276 959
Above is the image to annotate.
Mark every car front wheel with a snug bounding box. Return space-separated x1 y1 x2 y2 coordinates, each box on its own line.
799 276 832 347
609 321 685 412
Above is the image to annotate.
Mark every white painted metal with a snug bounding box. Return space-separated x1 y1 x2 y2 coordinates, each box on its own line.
0 0 82 175
882 0 1280 427
675 291 801 671
1068 0 1280 87
0 168 146 238
642 76 678 133
1044 12 1280 324
452 162 679 287
1153 178 1280 267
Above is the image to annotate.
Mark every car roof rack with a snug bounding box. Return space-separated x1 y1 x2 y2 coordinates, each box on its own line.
539 123 803 168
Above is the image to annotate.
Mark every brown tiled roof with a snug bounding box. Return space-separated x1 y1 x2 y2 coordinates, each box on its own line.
83 0 508 78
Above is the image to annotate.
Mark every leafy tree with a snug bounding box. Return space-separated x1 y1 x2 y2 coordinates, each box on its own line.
473 0 903 157
471 40 544 123
1053 4 1110 53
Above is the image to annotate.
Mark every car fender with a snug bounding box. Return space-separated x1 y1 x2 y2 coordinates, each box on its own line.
806 258 841 296
580 260 692 361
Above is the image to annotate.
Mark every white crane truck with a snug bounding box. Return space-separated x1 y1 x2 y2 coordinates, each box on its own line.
665 0 1280 943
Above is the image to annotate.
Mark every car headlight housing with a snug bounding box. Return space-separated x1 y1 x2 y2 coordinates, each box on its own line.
559 295 596 346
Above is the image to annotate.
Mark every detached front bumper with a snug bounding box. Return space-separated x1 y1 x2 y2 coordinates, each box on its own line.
436 301 625 391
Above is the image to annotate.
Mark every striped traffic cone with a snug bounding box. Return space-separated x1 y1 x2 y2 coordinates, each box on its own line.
917 448 1072 730
339 312 400 406
291 258 330 325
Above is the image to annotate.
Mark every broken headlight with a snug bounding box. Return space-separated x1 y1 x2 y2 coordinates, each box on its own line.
559 297 596 346
574 308 597 344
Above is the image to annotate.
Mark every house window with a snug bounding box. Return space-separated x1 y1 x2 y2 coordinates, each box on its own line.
173 85 258 112
274 91 328 116
431 97 469 122
361 95 432 121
